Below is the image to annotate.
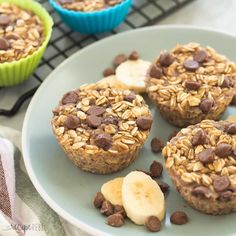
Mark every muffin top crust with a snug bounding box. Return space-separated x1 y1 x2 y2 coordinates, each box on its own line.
146 43 236 115
163 120 236 201
57 0 123 12
0 2 44 63
52 83 152 154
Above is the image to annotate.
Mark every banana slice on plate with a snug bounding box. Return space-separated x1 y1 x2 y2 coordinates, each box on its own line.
97 75 128 90
116 59 151 93
101 177 123 206
122 171 165 225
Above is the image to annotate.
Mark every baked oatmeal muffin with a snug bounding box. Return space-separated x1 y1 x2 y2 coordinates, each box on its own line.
146 43 236 127
163 120 236 215
51 83 152 174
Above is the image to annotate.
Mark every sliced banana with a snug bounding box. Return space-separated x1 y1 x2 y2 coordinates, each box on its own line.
97 75 128 90
122 171 165 225
101 177 123 206
116 59 151 93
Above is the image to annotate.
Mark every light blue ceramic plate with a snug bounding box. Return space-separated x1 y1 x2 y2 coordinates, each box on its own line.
22 26 236 236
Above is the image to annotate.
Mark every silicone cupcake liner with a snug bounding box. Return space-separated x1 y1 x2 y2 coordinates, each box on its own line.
49 0 132 34
0 0 53 87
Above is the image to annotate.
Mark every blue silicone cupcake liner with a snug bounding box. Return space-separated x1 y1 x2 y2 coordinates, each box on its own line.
49 0 132 34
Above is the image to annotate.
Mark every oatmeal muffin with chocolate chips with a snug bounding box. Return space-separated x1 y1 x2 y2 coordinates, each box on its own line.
52 83 152 174
163 120 236 215
146 43 236 127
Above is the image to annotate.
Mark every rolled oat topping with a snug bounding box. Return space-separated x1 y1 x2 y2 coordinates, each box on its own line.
163 120 236 200
0 3 44 63
52 83 152 153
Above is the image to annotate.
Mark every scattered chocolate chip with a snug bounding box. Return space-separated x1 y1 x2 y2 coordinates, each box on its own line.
5 33 20 40
150 161 163 178
157 180 169 193
170 211 188 225
94 133 112 151
124 93 136 102
102 116 119 125
64 115 80 129
100 200 114 216
217 190 234 202
159 52 175 67
215 143 232 158
193 50 208 63
192 129 207 146
191 186 211 198
129 50 139 60
226 123 236 135
198 148 214 164
168 130 179 141
107 213 124 227
136 116 152 130
0 15 10 26
61 91 79 105
87 106 106 116
183 60 199 71
199 98 215 114
185 81 201 91
149 64 163 79
221 77 232 88
103 67 115 77
145 216 161 232
86 115 101 128
213 176 230 192
114 205 126 218
151 138 163 153
230 94 236 106
93 192 105 208
0 37 10 50
113 54 127 67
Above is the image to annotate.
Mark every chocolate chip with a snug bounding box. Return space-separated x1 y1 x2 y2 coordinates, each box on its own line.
217 190 234 202
191 186 211 198
230 94 236 106
0 37 10 50
150 161 163 178
199 98 214 114
198 148 214 164
64 115 80 129
193 50 208 63
151 138 163 153
157 180 169 193
136 116 152 130
100 200 114 216
107 213 124 227
124 93 136 102
145 216 161 232
129 51 139 60
192 129 207 146
170 211 188 225
113 54 127 67
215 143 232 158
114 205 126 218
61 91 79 105
183 60 199 71
102 116 119 125
103 67 115 77
159 52 175 67
0 15 10 26
168 130 179 141
185 81 201 91
213 176 230 192
87 106 105 116
93 192 105 208
221 77 232 88
226 123 236 135
149 64 163 79
94 133 112 151
86 115 101 128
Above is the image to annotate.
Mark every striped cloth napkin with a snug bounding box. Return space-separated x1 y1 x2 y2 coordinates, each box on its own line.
0 126 90 236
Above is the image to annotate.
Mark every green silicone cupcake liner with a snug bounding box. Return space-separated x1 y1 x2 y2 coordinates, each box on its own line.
0 0 53 87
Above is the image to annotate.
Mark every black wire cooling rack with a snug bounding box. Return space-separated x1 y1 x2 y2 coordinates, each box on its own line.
0 0 194 116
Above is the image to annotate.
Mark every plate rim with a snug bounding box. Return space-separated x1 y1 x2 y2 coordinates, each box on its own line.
22 25 236 236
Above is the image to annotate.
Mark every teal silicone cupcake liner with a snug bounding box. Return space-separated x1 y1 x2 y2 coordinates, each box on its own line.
49 0 132 34
0 0 53 87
